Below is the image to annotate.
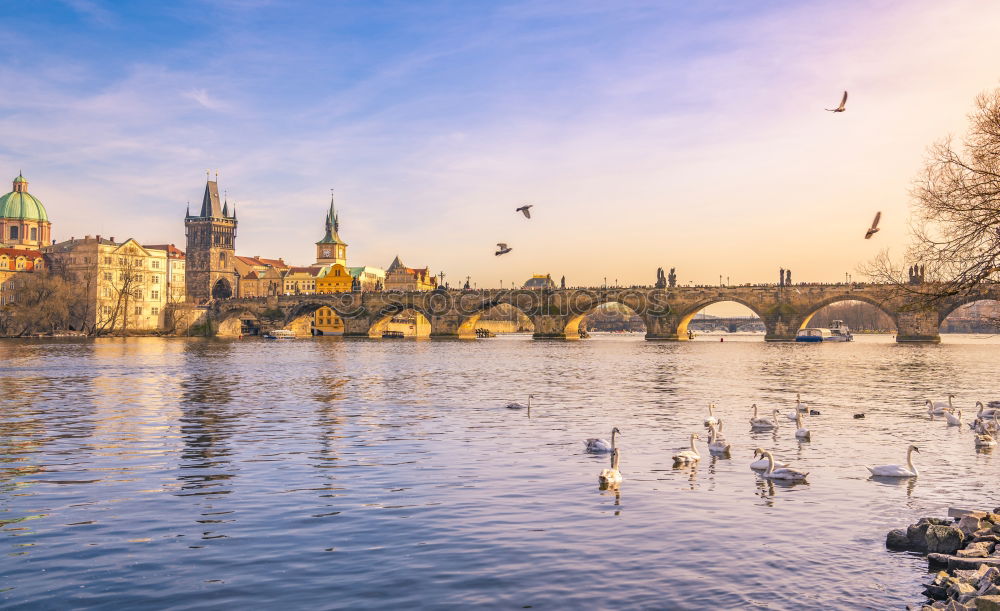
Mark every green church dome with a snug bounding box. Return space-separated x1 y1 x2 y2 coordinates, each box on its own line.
0 174 49 222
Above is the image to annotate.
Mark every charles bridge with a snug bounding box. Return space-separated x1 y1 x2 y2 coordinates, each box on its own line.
179 282 1000 343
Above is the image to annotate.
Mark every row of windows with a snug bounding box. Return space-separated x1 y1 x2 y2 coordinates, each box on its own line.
101 287 162 300
8 226 40 241
100 305 161 317
0 256 43 270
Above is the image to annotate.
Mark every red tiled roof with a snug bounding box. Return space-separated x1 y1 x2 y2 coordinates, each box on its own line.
143 244 185 258
288 266 318 275
243 270 260 279
0 247 43 258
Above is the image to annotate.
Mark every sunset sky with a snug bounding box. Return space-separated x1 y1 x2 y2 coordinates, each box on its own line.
4 1 1000 289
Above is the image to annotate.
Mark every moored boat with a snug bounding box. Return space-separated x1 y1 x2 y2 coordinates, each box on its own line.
263 329 296 340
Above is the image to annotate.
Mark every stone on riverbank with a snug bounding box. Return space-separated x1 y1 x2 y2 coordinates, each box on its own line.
929 525 969 555
976 595 1000 611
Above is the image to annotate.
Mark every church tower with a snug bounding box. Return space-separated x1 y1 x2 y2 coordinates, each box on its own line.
314 192 347 267
184 177 237 302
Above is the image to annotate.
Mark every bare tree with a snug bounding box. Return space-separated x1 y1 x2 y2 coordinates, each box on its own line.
94 248 146 336
867 87 1000 308
0 272 77 336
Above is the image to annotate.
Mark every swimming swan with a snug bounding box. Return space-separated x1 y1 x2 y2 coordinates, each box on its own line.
794 412 811 440
926 396 954 416
598 448 623 487
506 394 534 410
755 449 808 481
585 427 621 453
749 404 777 430
975 433 998 448
707 424 731 454
866 445 919 477
944 409 963 427
976 401 998 420
703 403 720 428
795 392 809 413
750 447 788 470
672 433 701 464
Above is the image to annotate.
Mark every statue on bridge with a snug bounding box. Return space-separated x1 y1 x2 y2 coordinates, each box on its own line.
351 275 361 292
786 269 792 286
668 267 677 288
909 264 925 285
779 268 785 287
655 267 667 289
560 275 566 289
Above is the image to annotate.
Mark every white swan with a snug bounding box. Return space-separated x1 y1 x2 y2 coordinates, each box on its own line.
976 401 998 420
795 392 809 413
944 409 963 427
749 404 777 430
794 412 811 440
585 427 621 453
755 449 808 481
672 433 701 464
506 394 534 410
926 396 954 416
716 418 729 442
707 424 731 454
703 403 719 428
750 447 788 470
866 444 919 477
598 448 623 487
975 433 998 448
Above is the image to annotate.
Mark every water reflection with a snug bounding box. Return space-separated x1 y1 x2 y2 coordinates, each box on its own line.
1 334 999 609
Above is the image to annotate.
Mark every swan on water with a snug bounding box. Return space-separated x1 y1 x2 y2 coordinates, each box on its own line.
672 433 701 464
975 433 998 448
927 395 955 414
926 399 952 417
944 409 963 427
506 394 534 410
976 401 998 420
749 404 777 430
754 449 808 481
866 445 919 477
707 424 731 454
585 427 621 453
598 448 623 487
794 412 811 440
750 447 788 470
716 418 730 442
703 403 720 428
795 393 809 413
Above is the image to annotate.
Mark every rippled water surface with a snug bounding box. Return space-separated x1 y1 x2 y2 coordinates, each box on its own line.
2 334 999 609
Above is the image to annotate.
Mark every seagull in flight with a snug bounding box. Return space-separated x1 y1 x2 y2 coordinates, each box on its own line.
516 204 533 219
865 211 881 239
495 243 512 256
826 90 848 112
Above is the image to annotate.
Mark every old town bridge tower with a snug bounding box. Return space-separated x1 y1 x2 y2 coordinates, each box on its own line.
185 177 237 302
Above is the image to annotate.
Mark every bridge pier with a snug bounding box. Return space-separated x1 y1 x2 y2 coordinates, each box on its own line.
895 309 941 343
531 314 576 339
644 314 686 341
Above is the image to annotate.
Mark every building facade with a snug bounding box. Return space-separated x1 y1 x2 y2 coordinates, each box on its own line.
315 264 352 293
284 266 318 295
44 236 169 331
185 179 237 302
0 173 52 249
348 266 385 291
0 247 45 306
384 256 437 291
144 244 186 304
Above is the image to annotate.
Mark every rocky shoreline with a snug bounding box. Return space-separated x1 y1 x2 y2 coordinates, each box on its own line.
887 508 1000 610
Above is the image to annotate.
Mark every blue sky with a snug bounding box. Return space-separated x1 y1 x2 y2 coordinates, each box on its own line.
4 1 1000 289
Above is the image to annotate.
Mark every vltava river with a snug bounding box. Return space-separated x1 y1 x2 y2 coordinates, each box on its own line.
2 334 998 609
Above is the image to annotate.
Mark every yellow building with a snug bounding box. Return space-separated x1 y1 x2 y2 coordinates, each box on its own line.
315 264 352 293
284 266 318 295
313 306 344 335
43 236 170 332
384 256 437 291
144 244 186 303
348 266 385 291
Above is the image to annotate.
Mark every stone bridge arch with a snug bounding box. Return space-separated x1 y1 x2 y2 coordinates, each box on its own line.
672 297 768 341
796 293 899 331
454 296 536 338
214 305 262 337
282 298 362 337
561 291 652 338
368 302 436 338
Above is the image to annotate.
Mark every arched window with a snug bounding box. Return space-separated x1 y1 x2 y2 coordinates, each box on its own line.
15 257 25 270
219 252 227 266
9 226 18 240
30 227 37 241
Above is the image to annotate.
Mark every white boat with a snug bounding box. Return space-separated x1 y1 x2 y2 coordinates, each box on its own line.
263 329 296 340
795 320 853 343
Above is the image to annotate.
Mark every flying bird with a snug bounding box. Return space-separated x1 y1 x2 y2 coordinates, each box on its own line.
516 204 533 219
826 90 848 112
865 211 882 239
495 243 512 256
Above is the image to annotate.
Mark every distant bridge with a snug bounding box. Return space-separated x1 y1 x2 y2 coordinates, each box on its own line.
687 316 764 333
188 283 1000 343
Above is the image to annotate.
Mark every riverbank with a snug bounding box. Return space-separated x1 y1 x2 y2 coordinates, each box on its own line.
887 508 1000 609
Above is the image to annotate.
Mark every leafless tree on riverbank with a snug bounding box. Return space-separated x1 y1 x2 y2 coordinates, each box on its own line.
865 86 1000 323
